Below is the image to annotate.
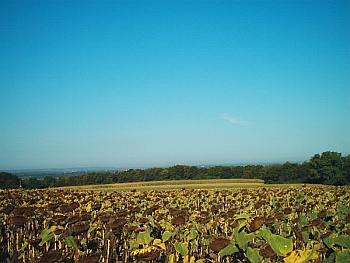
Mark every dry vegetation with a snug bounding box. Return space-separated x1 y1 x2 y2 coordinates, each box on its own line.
57 179 265 191
0 183 350 262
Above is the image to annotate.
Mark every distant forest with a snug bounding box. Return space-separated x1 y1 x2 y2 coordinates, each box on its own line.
1 151 349 189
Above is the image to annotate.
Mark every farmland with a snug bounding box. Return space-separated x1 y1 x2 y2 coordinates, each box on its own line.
57 179 265 191
0 182 350 262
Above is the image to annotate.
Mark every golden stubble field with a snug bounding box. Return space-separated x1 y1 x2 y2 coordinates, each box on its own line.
57 179 265 191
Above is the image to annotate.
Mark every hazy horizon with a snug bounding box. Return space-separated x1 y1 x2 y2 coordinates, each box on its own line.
2 150 345 172
3 158 309 173
1 1 349 170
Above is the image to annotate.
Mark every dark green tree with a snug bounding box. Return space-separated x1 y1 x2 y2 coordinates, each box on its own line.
295 162 310 183
243 165 263 179
23 177 43 189
42 176 57 188
280 162 298 183
168 165 185 180
307 151 344 185
183 166 199 179
216 166 233 179
262 164 282 184
0 172 21 189
231 166 244 178
342 154 350 182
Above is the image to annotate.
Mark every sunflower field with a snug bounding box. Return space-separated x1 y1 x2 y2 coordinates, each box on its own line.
1 185 349 263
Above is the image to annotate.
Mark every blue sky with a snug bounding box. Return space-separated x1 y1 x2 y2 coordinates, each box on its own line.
1 0 349 170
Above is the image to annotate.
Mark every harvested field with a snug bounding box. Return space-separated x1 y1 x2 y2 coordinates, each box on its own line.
57 178 265 191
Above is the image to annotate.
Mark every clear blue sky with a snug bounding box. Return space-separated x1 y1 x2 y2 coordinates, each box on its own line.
1 0 349 170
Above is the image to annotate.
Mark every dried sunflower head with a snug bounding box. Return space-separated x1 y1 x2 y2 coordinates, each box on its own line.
72 221 90 234
77 254 100 263
139 217 149 223
264 216 275 226
209 237 230 253
1 204 15 215
317 210 327 219
274 212 284 220
110 218 127 229
131 246 161 261
51 214 66 223
249 216 265 232
171 215 187 226
259 243 276 258
344 212 350 223
11 215 27 227
310 218 323 227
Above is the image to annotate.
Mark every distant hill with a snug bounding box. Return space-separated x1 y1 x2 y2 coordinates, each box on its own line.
3 167 119 179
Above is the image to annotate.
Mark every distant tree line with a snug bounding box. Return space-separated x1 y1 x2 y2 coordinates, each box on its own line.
1 151 349 189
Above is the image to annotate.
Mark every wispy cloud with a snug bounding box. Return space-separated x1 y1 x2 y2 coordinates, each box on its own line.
220 114 243 124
